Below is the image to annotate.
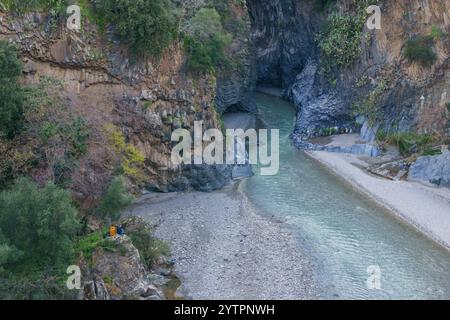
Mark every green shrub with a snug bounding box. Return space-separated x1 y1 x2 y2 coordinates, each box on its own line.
97 176 133 222
0 269 77 300
103 124 146 184
3 0 66 13
446 102 450 113
128 227 170 269
404 35 437 66
352 81 387 126
430 25 445 40
75 230 115 261
94 0 177 58
0 177 80 272
317 13 364 70
0 41 26 139
209 0 246 36
66 117 91 157
183 8 232 75
381 132 437 156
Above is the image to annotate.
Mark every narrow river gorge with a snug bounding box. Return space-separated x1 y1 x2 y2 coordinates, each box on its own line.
1 0 450 302
241 93 450 300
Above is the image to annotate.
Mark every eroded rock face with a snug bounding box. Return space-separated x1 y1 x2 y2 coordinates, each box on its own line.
80 235 165 300
247 0 449 144
247 0 317 88
0 8 237 203
214 2 257 114
409 152 450 187
148 164 233 192
80 216 178 301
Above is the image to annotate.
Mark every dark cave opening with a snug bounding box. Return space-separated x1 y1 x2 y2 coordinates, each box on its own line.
246 0 318 92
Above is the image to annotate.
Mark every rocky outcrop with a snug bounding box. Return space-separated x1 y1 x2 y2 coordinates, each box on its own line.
409 152 450 187
247 0 449 148
0 7 237 205
247 0 317 88
149 164 232 192
79 216 178 300
80 235 165 300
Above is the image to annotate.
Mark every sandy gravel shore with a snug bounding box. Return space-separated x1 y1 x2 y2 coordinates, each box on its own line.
307 151 450 251
125 183 316 300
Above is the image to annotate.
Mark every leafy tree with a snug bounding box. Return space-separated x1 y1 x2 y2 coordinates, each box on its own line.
94 0 177 57
0 230 22 274
0 177 80 271
184 8 232 74
97 176 133 222
0 41 26 139
185 8 224 40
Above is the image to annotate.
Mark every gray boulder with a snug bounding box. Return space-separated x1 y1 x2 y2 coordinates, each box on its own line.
165 164 232 192
408 153 450 187
360 120 380 143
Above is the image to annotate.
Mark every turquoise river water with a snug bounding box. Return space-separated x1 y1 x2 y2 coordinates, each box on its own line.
242 93 450 299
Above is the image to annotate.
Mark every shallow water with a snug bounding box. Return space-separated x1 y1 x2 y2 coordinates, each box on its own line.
242 93 450 299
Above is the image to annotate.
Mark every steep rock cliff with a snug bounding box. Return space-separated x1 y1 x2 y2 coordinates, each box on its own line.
246 0 449 145
0 6 238 209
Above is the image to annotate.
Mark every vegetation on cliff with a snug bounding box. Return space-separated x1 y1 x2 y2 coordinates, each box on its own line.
93 0 177 58
316 0 377 73
0 178 80 299
183 8 233 74
0 42 161 299
317 12 365 70
0 41 26 139
404 35 437 66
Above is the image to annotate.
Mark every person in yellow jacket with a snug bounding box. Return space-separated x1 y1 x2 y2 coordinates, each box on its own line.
109 225 117 237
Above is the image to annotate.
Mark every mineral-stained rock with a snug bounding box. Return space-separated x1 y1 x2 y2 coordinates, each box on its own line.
408 153 450 187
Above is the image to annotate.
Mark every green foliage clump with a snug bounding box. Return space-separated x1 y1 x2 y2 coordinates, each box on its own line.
94 0 177 58
2 0 66 13
209 0 246 36
103 124 146 184
183 8 232 75
447 102 450 113
376 131 437 156
352 81 387 126
128 226 170 269
0 41 26 139
75 229 115 261
0 178 80 273
0 75 92 189
430 25 445 40
317 13 364 70
404 35 437 66
97 176 133 222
